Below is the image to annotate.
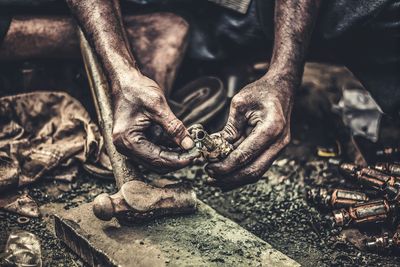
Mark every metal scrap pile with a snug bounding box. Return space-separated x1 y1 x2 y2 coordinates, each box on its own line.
308 146 400 253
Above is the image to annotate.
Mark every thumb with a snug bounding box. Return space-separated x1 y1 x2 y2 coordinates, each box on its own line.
156 106 194 150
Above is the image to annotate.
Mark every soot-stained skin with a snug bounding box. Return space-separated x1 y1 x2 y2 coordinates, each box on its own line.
66 0 197 173
67 0 320 185
206 0 321 191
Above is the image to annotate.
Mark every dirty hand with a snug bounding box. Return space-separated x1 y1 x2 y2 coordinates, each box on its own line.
112 74 198 173
206 72 294 190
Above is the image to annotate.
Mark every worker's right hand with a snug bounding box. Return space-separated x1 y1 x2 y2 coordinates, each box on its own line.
111 74 198 173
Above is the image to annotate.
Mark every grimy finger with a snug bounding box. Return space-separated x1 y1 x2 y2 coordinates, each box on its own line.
113 130 199 171
207 114 282 175
153 104 194 150
207 138 285 191
219 102 247 143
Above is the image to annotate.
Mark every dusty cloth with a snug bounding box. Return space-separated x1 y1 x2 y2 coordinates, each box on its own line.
0 91 111 192
0 193 40 218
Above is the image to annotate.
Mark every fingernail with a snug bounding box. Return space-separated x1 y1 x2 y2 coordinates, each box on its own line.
181 136 194 150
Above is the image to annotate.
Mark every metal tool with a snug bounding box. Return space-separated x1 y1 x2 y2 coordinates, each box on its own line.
78 28 142 189
93 180 197 224
188 124 233 162
79 28 198 223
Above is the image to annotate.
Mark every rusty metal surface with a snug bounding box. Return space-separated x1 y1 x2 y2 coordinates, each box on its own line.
54 202 300 267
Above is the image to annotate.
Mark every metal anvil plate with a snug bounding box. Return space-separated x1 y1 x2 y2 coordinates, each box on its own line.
54 202 299 267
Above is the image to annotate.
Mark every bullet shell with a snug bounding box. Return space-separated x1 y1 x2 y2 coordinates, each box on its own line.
307 188 368 209
365 227 400 250
332 199 397 226
339 163 399 191
365 232 393 250
331 189 369 209
374 163 400 177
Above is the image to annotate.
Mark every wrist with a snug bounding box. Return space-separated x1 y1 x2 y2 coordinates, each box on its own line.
265 62 303 85
256 69 297 103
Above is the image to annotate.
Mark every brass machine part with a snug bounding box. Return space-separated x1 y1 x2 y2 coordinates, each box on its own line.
332 199 397 226
374 162 400 177
307 188 368 209
78 28 142 189
188 124 233 162
92 180 197 224
340 163 399 191
330 189 369 208
365 227 400 250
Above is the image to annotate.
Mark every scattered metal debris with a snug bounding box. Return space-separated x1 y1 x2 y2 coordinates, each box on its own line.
374 162 400 176
2 230 42 267
309 156 400 253
332 199 396 226
188 124 233 162
307 188 368 209
17 216 30 225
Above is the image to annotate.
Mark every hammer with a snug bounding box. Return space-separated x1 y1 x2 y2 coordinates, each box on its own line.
78 28 197 223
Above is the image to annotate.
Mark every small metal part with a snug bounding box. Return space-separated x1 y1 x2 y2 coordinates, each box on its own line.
188 124 233 162
365 232 393 250
17 216 30 225
188 124 213 150
365 226 400 250
339 163 400 191
374 162 400 177
307 188 368 209
332 199 397 226
330 189 369 208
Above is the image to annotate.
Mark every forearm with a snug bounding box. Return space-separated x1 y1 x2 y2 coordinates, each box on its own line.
66 0 141 93
269 0 321 84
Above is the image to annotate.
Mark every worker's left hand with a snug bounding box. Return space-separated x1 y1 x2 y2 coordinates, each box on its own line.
205 72 294 190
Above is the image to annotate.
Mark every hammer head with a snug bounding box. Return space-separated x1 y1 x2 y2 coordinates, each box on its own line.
93 193 114 221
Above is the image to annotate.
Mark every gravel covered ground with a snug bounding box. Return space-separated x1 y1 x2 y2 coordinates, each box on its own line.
1 127 400 266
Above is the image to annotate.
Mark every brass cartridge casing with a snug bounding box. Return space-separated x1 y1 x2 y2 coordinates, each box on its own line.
332 199 396 226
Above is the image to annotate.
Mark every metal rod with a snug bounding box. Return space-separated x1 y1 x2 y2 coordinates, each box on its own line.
78 28 142 189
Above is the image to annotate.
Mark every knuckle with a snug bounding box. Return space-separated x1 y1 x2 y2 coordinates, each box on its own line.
222 121 239 140
231 96 245 111
166 118 185 137
112 128 140 152
232 148 252 165
147 90 165 108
